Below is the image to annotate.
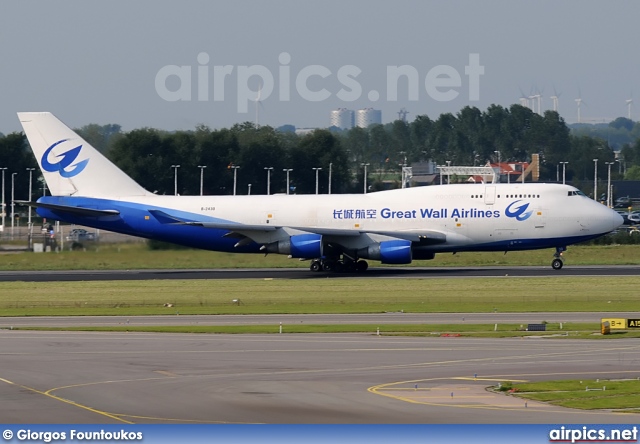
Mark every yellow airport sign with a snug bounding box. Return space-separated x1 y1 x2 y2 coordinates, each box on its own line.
601 318 627 329
628 319 640 329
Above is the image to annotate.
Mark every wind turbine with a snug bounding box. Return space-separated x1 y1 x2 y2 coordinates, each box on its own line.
534 86 544 115
550 86 561 112
254 81 264 128
575 86 586 123
526 86 543 115
519 96 529 108
626 94 633 120
529 93 537 114
537 94 543 115
518 88 530 110
575 98 583 123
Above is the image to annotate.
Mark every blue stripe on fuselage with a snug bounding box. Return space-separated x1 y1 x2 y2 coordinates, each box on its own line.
35 196 262 253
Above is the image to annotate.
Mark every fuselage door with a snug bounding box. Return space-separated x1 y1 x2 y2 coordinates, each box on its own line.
484 186 496 205
533 207 546 229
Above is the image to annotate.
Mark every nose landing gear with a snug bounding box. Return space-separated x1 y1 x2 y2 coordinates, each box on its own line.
551 246 566 270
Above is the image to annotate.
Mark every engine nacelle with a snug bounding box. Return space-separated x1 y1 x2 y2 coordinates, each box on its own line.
358 239 412 264
264 233 323 258
412 249 436 260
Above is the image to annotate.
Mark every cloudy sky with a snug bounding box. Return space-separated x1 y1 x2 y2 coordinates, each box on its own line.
1 0 638 133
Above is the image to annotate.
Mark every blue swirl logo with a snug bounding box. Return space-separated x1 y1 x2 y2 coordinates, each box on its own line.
41 139 89 178
505 200 533 221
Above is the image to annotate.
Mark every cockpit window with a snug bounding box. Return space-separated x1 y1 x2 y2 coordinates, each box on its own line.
567 190 587 197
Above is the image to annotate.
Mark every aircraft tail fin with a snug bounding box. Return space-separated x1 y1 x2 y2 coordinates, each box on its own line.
18 112 150 198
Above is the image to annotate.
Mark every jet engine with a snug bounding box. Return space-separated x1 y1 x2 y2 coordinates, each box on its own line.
358 239 412 264
263 233 323 258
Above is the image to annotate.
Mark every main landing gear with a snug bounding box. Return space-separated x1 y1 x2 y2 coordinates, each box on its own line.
309 258 369 273
551 246 566 270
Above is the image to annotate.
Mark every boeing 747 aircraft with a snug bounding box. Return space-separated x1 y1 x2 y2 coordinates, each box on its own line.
17 112 623 272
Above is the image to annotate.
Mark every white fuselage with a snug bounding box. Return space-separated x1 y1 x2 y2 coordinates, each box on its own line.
119 182 620 252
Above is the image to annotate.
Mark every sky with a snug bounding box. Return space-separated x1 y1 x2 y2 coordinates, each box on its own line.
1 0 639 133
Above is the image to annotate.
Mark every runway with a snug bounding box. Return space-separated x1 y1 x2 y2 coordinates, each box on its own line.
1 264 640 282
1 330 639 424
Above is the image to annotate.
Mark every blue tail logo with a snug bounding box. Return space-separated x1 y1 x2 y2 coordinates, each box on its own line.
505 200 533 221
41 139 89 178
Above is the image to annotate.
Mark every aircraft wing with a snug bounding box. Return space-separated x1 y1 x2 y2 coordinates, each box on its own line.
148 210 446 243
148 210 279 232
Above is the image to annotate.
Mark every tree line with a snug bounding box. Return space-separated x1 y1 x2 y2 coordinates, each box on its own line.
1 104 639 207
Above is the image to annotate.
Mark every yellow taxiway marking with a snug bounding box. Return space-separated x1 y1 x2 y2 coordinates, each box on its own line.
415 396 495 399
0 376 132 424
115 414 260 424
0 375 258 425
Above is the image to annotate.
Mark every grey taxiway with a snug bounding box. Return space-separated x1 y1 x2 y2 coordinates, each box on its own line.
1 330 639 424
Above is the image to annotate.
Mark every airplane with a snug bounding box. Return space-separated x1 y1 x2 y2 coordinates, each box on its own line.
17 112 623 272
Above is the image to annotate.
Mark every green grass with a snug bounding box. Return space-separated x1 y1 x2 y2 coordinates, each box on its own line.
1 277 639 316
503 379 640 411
0 242 639 270
13 323 640 339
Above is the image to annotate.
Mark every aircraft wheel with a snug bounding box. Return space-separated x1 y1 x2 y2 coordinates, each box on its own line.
334 261 345 273
551 258 563 270
355 260 368 272
343 261 356 273
323 261 335 272
310 260 323 272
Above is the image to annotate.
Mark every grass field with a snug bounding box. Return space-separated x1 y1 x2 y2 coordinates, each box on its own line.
1 242 640 270
1 276 639 316
502 379 640 412
2 243 639 338
15 323 640 339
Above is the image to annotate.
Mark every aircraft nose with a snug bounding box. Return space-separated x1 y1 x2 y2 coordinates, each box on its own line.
613 211 624 230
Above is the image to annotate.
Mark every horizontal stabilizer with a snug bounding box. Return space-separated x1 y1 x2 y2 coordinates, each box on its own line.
15 200 120 217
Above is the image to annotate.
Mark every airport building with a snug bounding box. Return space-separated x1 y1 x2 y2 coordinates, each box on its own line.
356 108 382 128
329 108 354 130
